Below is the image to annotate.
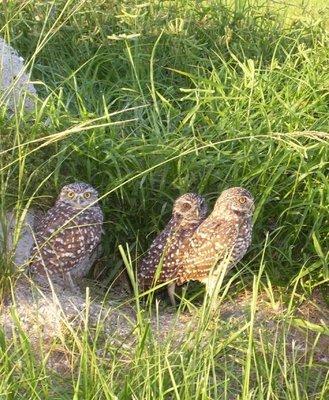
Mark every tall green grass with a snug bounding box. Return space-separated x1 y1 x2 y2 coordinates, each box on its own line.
0 0 328 398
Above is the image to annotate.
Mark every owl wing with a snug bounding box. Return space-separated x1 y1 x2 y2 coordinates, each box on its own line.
159 220 203 281
176 218 239 283
138 218 177 288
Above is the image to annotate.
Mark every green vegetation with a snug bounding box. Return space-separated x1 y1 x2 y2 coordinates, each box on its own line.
0 0 328 398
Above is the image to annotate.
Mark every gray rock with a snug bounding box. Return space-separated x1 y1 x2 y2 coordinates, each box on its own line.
0 37 38 113
0 209 44 267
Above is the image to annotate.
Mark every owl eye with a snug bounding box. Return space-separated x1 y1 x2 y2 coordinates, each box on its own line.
83 192 91 199
67 191 75 199
239 196 247 204
181 202 192 212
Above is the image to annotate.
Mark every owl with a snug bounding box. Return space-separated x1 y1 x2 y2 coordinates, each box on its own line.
29 182 103 289
174 187 254 301
138 193 208 305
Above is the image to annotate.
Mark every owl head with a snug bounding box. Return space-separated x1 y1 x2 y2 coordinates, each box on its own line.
214 187 254 218
57 182 99 209
173 193 208 222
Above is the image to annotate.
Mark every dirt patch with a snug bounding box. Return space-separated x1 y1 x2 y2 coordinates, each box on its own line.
1 278 328 374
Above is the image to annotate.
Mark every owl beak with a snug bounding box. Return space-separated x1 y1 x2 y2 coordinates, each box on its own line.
76 195 83 207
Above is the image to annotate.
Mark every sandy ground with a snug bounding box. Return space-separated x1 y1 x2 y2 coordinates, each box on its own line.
1 274 328 375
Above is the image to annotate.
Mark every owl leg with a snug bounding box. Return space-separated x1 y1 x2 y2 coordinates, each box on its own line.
64 272 80 293
167 282 176 307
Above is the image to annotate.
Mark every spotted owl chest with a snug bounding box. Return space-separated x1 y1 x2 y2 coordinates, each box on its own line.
232 217 252 262
36 204 102 250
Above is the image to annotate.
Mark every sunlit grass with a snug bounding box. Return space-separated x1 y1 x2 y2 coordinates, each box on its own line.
0 0 328 398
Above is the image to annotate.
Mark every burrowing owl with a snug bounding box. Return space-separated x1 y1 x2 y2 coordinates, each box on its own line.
29 182 103 289
175 187 254 301
138 193 208 304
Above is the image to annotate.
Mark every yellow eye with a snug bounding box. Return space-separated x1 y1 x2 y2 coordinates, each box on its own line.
67 191 75 199
239 196 247 204
83 192 91 199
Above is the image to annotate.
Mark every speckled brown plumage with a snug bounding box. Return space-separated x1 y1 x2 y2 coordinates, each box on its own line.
175 187 254 298
138 193 208 299
29 182 103 288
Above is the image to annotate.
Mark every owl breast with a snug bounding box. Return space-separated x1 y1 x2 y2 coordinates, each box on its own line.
29 202 103 281
232 217 252 263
